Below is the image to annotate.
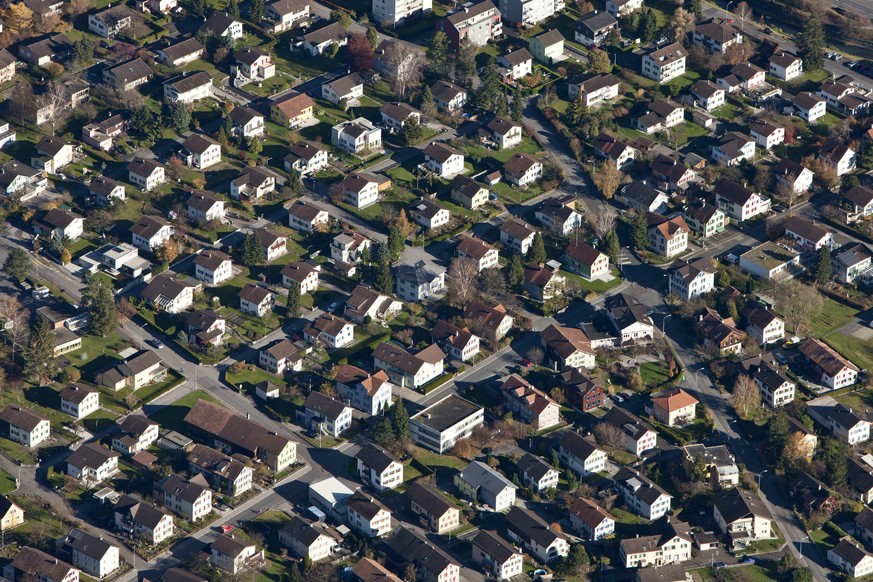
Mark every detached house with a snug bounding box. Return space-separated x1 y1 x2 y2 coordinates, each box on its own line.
501 375 561 431
784 216 833 252
465 300 513 342
355 443 403 491
818 138 857 176
210 535 262 575
711 132 755 166
229 106 265 139
88 5 132 37
620 519 692 569
33 208 84 241
570 498 615 541
430 80 467 111
302 391 353 437
331 118 382 154
505 506 569 563
101 350 167 391
186 310 226 347
384 527 460 582
568 73 620 108
231 168 275 200
66 442 120 484
504 153 542 187
234 47 275 84
394 261 445 301
770 52 803 81
187 191 225 224
535 198 582 235
238 284 274 318
575 10 618 47
111 416 159 456
499 219 537 255
635 99 685 134
614 467 672 519
155 474 212 522
344 285 401 324
264 0 309 32
331 230 372 264
288 201 329 233
271 92 314 128
496 48 533 82
341 173 380 209
103 58 151 91
484 116 523 150
31 137 73 175
693 18 743 53
59 385 99 420
454 461 517 511
456 237 499 273
472 530 524 580
753 363 796 408
524 264 565 301
182 134 222 170
281 261 319 294
347 491 392 538
139 276 193 314
3 547 78 582
713 488 773 549
696 308 745 356
714 178 770 221
688 80 725 111
563 241 609 281
790 92 827 123
830 539 873 579
431 320 480 362
651 388 698 427
528 29 565 64
774 158 814 194
743 305 784 345
749 118 784 150
322 73 364 106
114 495 174 544
451 175 490 209
541 324 596 370
194 251 232 286
335 365 393 416
593 132 636 168
187 444 253 497
284 141 328 176
127 158 166 192
163 72 213 104
278 516 338 562
300 21 348 55
304 315 355 349
404 482 460 534
844 185 873 224
380 102 420 132
517 453 559 492
832 242 873 284
648 213 689 257
799 338 859 389
157 38 204 67
423 142 465 178
409 394 483 453
601 406 657 456
200 12 243 39
617 181 668 214
59 528 120 579
558 431 607 477
667 257 716 300
641 43 687 83
373 342 444 389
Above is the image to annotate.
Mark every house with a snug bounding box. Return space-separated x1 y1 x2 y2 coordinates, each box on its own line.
713 488 773 548
693 18 743 53
182 134 222 170
535 198 583 235
641 43 687 83
711 132 755 166
59 385 99 420
408 394 484 453
139 276 193 314
288 201 329 233
229 106 265 138
568 73 620 107
0 118 16 150
504 506 569 563
0 160 47 196
88 5 132 37
713 178 770 221
472 530 524 579
524 264 565 301
423 142 465 178
634 99 685 134
66 443 120 484
302 391 353 437
770 52 803 81
430 80 467 111
753 363 795 408
384 527 460 582
0 405 50 447
155 474 212 522
0 496 23 530
830 539 873 578
373 342 445 390
620 519 693 569
18 33 72 66
372 0 430 24
592 132 636 168
812 400 870 444
380 102 420 132
264 0 310 32
558 431 607 477
100 350 167 392
484 116 523 150
749 118 784 150
164 72 213 104
157 38 204 67
562 241 609 281
743 305 784 345
497 48 533 82
234 47 274 84
431 320 480 362
500 375 560 430
231 167 276 200
499 219 537 255
185 400 298 471
569 498 615 541
818 138 857 176
321 73 364 106
774 158 814 194
3 547 78 582
617 181 668 213
455 461 517 511
193 251 232 286
739 241 800 281
517 453 559 492
82 115 127 152
563 373 607 411
114 495 174 544
187 444 253 497
437 0 502 49
331 230 372 264
127 158 166 192
668 258 716 300
695 308 745 356
186 309 226 347
278 516 338 561
347 491 392 538
465 300 513 342
284 141 328 176
790 92 827 123
111 416 159 456
451 175 489 210
844 185 873 224
575 10 618 46
31 137 73 175
504 153 543 187
33 208 84 241
614 467 673 519
818 77 872 115
210 535 261 575
304 315 355 349
344 285 402 324
271 92 315 128
307 479 354 520
528 29 565 63
784 216 833 252
540 324 596 370
716 63 766 94
832 242 873 284
648 213 689 258
102 58 152 91
200 12 243 38
187 191 225 225
238 284 274 317
688 80 725 111
651 388 698 427
850 458 873 503
394 261 445 301
58 529 120 579
605 0 642 17
799 338 859 389
331 118 382 154
682 444 739 486
404 482 460 534
301 21 350 55
355 443 403 491
601 406 658 456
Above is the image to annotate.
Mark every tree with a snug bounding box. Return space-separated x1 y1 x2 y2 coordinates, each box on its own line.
383 42 425 100
823 437 848 489
638 9 658 42
511 83 524 123
428 31 450 76
366 26 379 49
775 279 823 335
392 400 409 441
71 38 96 67
401 116 423 145
735 1 752 30
155 240 179 264
287 283 301 318
815 246 832 285
557 544 589 577
606 229 621 264
632 210 649 250
331 9 353 29
453 438 472 458
732 374 760 420
670 7 695 42
6 2 33 32
227 0 240 17
39 82 69 136
781 431 810 471
387 225 405 259
526 347 544 366
507 254 524 291
0 295 26 356
248 136 263 156
447 258 479 307
686 0 701 17
550 387 565 404
591 160 622 200
476 58 503 111
375 259 393 294
798 13 825 70
372 415 393 447
116 297 136 322
3 248 30 283
419 84 436 117
241 233 261 266
455 36 477 82
24 318 56 384
84 274 117 336
588 48 611 74
167 101 190 133
189 0 207 18
347 33 376 72
593 422 624 450
527 233 546 264
289 171 302 194
250 0 264 21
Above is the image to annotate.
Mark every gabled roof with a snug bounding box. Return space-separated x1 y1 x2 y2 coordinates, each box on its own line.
302 21 348 45
505 506 565 547
288 200 327 222
105 57 152 84
355 443 399 473
458 461 516 497
499 218 536 240
532 29 564 47
430 80 465 102
499 47 532 66
517 453 555 481
183 134 220 155
325 72 364 97
404 482 456 519
472 529 518 563
10 547 76 582
141 276 192 303
424 142 462 163
159 37 204 62
714 487 773 523
541 324 593 359
384 526 456 577
211 533 255 558
273 92 315 118
0 405 47 431
558 430 603 462
669 257 716 283
304 390 348 420
158 473 209 504
351 557 403 582
576 10 617 35
67 442 119 469
714 178 755 205
799 338 858 375
200 12 240 35
651 388 698 412
504 152 541 177
569 497 614 529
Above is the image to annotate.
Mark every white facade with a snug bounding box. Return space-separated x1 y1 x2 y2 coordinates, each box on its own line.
372 0 432 24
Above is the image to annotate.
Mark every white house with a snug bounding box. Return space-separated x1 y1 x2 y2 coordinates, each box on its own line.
830 540 873 579
711 132 756 166
749 119 784 150
258 339 302 375
304 315 355 349
408 198 451 230
0 405 50 448
569 498 615 541
156 474 213 522
714 178 770 221
347 491 392 538
284 141 328 176
496 48 533 82
558 431 607 477
127 158 166 192
355 443 403 491
454 461 517 512
614 467 673 520
753 363 795 408
423 142 465 178
163 72 213 104
743 305 784 345
302 391 353 437
819 138 856 176
331 118 382 154
472 530 524 580
239 284 274 317
505 506 569 563
799 338 859 390
59 385 99 420
668 258 716 300
770 52 803 81
641 43 687 83
186 191 226 224
504 153 542 187
288 201 329 233
499 219 536 255
194 251 233 286
182 134 222 169
66 442 120 484
713 488 773 547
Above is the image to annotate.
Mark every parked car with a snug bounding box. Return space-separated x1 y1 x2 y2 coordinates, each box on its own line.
655 36 668 46
521 358 533 367
148 339 164 349
725 253 739 264
775 352 788 365
741 558 757 565
764 27 773 34
612 394 625 403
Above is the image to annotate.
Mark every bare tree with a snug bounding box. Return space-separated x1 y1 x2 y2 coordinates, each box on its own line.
593 422 624 450
383 41 425 100
591 160 622 200
8 83 34 124
735 1 752 31
446 258 479 307
0 295 26 356
670 7 696 42
775 279 823 335
590 207 617 240
732 374 761 420
526 347 544 367
39 82 69 136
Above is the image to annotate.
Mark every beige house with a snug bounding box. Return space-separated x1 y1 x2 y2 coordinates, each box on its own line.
0 496 24 530
404 482 460 534
650 389 698 426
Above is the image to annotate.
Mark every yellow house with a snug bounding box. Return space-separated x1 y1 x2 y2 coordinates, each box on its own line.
0 496 24 530
271 93 315 128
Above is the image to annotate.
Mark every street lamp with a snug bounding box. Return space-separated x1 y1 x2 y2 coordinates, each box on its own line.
757 469 768 490
799 534 810 561
725 1 733 18
694 368 706 389
661 314 672 334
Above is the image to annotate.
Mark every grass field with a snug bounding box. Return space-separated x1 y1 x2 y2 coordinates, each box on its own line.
149 389 220 433
640 360 672 387
807 299 858 338
826 333 873 373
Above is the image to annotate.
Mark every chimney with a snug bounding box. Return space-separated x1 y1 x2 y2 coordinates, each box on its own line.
246 413 250 419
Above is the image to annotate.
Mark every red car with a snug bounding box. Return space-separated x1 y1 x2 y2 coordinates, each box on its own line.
221 525 235 534
521 359 533 367
727 18 734 22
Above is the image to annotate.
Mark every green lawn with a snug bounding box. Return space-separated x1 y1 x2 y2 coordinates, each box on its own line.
711 103 742 121
826 333 873 373
0 467 15 494
640 361 672 387
693 563 780 582
459 136 541 164
148 389 220 433
415 449 467 473
560 268 623 295
806 299 858 337
226 367 286 390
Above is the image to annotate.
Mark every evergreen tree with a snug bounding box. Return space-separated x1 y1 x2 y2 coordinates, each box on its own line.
375 259 393 294
387 225 404 260
289 171 302 194
419 84 433 110
686 0 701 17
24 318 56 385
632 210 649 250
366 26 379 49
360 245 372 265
190 0 207 18
227 0 240 18
638 9 658 42
527 232 546 265
815 246 832 284
606 229 620 264
288 283 301 318
718 269 732 288
287 563 303 582
401 116 423 145
511 83 524 122
767 408 790 458
823 437 848 489
250 0 264 22
496 90 509 117
477 58 503 111
428 31 450 76
798 14 825 70
167 101 190 133
392 400 409 440
372 415 393 447
507 254 525 291
84 274 117 336
241 233 261 267
3 248 29 283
